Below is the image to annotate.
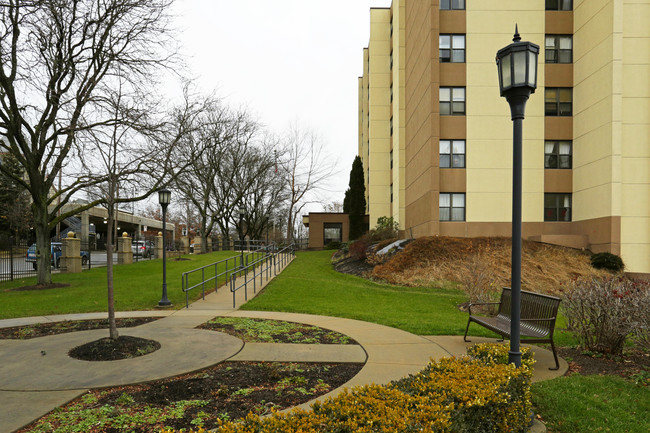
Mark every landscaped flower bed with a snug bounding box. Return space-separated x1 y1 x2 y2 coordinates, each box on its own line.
162 343 535 433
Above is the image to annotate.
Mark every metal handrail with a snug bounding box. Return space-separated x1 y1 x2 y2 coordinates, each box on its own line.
229 244 295 308
180 242 287 308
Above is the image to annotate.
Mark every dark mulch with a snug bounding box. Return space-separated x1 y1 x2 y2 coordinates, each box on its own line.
0 317 161 339
19 361 364 432
6 282 70 292
332 254 374 277
558 346 650 383
69 335 161 361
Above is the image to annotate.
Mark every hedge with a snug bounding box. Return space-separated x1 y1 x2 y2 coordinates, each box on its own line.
162 343 534 433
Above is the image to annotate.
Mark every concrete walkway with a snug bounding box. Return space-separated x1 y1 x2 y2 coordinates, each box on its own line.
0 256 567 433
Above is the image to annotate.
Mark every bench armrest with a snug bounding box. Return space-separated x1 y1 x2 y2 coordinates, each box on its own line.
519 317 556 322
468 302 500 315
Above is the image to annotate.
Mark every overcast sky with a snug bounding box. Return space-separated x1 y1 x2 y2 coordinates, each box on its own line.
171 0 392 210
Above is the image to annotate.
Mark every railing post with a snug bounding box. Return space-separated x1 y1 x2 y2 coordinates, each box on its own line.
9 238 14 281
232 274 236 308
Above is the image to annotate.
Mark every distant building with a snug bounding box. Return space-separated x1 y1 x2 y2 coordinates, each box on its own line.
358 0 650 276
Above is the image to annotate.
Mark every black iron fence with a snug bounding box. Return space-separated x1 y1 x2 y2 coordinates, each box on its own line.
0 237 34 283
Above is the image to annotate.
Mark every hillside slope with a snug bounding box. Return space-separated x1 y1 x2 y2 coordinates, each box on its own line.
371 237 610 296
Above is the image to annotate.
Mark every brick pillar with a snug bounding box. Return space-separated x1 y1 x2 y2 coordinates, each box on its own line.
117 232 133 264
61 232 81 273
207 236 213 252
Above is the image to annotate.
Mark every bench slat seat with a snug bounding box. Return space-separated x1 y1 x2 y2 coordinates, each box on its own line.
464 288 562 370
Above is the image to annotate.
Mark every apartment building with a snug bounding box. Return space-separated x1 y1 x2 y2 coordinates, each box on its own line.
358 0 650 276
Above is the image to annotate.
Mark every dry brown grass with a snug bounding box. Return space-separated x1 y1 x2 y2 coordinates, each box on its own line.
371 236 611 296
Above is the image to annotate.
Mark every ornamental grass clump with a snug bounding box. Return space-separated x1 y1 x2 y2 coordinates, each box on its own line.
563 276 650 354
162 343 534 433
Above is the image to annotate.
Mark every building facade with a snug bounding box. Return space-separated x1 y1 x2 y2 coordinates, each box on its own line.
358 0 650 275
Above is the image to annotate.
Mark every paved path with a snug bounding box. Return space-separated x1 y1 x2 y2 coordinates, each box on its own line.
0 256 566 433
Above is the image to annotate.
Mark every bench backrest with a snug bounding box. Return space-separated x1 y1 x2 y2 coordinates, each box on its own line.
497 288 561 332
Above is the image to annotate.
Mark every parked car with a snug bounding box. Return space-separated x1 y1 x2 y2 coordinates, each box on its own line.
25 242 89 270
132 240 154 258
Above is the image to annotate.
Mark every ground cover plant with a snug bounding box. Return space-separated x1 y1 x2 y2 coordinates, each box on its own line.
0 251 239 319
198 317 356 344
18 362 362 433
0 317 159 339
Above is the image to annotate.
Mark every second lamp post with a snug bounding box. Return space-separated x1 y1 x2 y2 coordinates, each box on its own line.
495 26 539 367
158 188 172 307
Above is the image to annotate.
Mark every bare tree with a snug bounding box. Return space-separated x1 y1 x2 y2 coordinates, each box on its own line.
0 0 176 284
78 80 204 340
278 124 335 243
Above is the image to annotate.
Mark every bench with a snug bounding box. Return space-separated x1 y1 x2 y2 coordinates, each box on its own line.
463 287 562 370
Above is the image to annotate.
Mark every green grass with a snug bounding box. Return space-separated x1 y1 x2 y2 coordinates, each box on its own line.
532 374 650 432
0 251 240 319
242 250 493 336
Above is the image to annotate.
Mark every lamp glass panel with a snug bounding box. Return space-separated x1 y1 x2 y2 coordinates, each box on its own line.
528 51 537 86
513 51 526 85
500 54 512 89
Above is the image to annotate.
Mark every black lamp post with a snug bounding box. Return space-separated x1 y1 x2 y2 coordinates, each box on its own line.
496 26 539 368
158 188 172 306
239 208 245 267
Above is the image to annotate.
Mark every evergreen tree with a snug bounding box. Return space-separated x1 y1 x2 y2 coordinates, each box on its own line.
346 156 366 240
0 153 32 237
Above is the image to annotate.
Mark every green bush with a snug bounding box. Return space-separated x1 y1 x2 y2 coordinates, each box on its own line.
324 241 342 250
163 343 534 433
590 252 625 272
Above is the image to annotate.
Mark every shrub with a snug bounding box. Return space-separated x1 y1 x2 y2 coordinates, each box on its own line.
324 241 342 250
458 242 500 303
163 344 534 433
590 252 625 272
348 238 369 260
562 276 650 354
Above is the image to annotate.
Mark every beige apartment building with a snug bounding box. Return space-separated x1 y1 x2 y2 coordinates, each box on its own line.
358 0 650 276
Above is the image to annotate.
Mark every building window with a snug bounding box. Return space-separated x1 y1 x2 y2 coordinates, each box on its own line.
390 49 393 70
544 193 572 222
390 116 393 136
440 87 465 115
390 83 393 103
390 149 393 169
323 223 343 245
390 183 393 203
439 34 465 63
545 141 572 169
440 0 465 10
440 140 465 168
546 35 572 63
546 0 572 10
545 87 572 116
440 193 465 221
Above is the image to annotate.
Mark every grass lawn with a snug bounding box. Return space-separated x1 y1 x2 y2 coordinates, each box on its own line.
532 374 649 432
241 250 495 337
0 251 240 319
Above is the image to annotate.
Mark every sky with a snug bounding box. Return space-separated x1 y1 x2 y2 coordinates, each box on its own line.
171 0 393 211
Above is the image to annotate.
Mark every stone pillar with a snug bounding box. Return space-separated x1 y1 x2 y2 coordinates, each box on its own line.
81 212 90 243
181 236 190 255
61 232 81 273
117 232 133 265
155 232 163 259
207 236 213 252
192 236 202 253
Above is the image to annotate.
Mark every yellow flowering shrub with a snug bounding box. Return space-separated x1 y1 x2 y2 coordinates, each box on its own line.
162 343 533 433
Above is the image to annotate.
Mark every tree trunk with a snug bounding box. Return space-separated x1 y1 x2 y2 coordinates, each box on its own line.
33 201 53 285
106 205 119 340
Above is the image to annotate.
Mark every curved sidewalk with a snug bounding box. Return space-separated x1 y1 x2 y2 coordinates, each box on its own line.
0 259 567 433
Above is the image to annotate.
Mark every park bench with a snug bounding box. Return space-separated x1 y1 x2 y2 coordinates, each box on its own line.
463 287 562 370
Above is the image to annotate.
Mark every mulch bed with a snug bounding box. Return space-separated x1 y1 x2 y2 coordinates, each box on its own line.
558 347 650 383
5 283 70 292
0 317 160 339
69 336 161 361
19 361 364 433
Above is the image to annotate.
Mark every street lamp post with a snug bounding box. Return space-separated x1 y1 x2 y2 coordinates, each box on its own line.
239 208 245 268
158 188 172 307
496 26 539 368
